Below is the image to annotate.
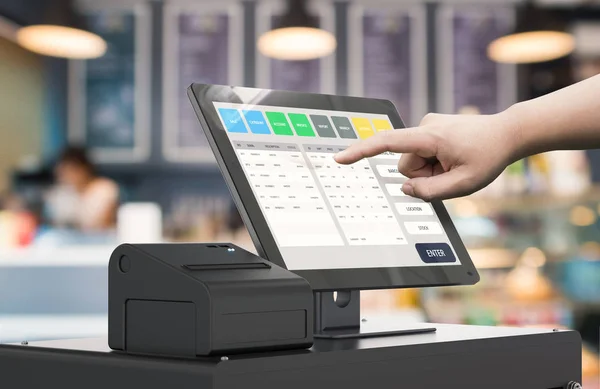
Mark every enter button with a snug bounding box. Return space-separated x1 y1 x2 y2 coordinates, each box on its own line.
415 243 456 263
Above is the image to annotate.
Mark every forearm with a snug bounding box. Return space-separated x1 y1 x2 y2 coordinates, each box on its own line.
503 74 600 161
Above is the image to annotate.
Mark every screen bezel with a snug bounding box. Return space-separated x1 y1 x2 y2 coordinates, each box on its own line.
188 83 479 291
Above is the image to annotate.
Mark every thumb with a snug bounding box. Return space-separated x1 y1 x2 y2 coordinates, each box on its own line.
402 169 475 201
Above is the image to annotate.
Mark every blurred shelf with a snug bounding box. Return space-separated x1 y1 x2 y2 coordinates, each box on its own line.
360 309 427 324
468 248 519 269
0 246 114 267
570 301 600 311
0 315 107 343
448 187 600 217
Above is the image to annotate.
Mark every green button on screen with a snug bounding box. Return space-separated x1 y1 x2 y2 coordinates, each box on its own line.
288 113 316 137
265 112 293 136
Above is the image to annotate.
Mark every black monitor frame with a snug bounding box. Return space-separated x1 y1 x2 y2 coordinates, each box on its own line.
188 83 480 292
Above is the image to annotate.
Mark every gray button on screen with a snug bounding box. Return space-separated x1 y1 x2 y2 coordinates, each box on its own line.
331 116 358 139
310 115 337 138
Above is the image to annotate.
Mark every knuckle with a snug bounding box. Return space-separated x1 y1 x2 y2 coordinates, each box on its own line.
431 132 447 150
420 113 439 126
415 180 435 202
397 154 414 171
418 131 442 155
397 159 408 173
423 187 435 202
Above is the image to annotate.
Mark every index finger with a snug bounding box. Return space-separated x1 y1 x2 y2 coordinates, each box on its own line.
334 128 432 164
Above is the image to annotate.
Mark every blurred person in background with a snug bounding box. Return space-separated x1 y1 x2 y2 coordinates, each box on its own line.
46 146 119 232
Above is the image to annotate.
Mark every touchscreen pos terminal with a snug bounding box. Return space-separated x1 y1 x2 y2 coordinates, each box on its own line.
188 84 480 339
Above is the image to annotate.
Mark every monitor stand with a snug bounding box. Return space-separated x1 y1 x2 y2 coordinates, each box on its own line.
314 290 436 339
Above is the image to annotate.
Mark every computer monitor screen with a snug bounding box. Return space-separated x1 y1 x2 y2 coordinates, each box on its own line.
189 84 479 291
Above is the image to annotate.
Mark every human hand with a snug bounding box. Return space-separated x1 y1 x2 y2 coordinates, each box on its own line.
334 112 521 201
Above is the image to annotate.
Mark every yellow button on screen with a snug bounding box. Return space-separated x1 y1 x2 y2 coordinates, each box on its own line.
372 119 392 132
351 118 375 139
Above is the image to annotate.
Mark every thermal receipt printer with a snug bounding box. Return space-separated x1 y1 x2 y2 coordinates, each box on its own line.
108 243 313 357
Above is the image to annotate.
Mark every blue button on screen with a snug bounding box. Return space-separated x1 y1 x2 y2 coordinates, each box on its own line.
415 243 456 263
243 110 271 134
218 108 247 133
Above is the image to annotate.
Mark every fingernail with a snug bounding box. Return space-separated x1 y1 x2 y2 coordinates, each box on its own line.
402 182 415 197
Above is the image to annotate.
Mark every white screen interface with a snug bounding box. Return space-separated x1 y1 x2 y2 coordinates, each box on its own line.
214 102 461 270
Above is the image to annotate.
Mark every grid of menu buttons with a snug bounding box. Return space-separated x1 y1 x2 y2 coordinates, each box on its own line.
305 145 406 245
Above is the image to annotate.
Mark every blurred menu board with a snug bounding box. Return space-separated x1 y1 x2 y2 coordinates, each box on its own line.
362 9 414 125
348 6 425 126
163 6 241 162
177 14 229 148
440 7 514 114
269 16 321 92
84 10 138 154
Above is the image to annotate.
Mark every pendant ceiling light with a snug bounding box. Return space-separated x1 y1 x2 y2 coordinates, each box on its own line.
488 3 575 64
16 0 107 59
257 0 337 61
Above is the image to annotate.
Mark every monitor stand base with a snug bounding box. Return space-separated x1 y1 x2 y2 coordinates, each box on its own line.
313 290 436 340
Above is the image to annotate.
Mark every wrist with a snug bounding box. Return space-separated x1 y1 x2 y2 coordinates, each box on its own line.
498 102 530 163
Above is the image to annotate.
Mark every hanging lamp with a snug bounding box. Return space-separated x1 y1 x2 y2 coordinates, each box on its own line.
16 0 106 59
488 2 574 64
257 0 336 61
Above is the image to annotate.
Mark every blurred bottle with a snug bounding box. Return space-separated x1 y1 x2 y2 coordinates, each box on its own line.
505 159 527 195
0 191 38 248
559 247 600 303
527 154 551 194
394 289 420 308
117 203 163 243
465 306 497 326
0 211 36 248
506 248 554 302
546 150 591 196
361 290 396 312
15 211 37 247
0 211 18 248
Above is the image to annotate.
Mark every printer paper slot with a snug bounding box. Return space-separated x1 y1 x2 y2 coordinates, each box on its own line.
183 263 271 271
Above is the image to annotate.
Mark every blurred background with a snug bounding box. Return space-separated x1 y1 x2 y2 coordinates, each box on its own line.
0 0 599 384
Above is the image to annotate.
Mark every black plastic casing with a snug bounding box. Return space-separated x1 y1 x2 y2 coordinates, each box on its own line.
108 243 313 357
